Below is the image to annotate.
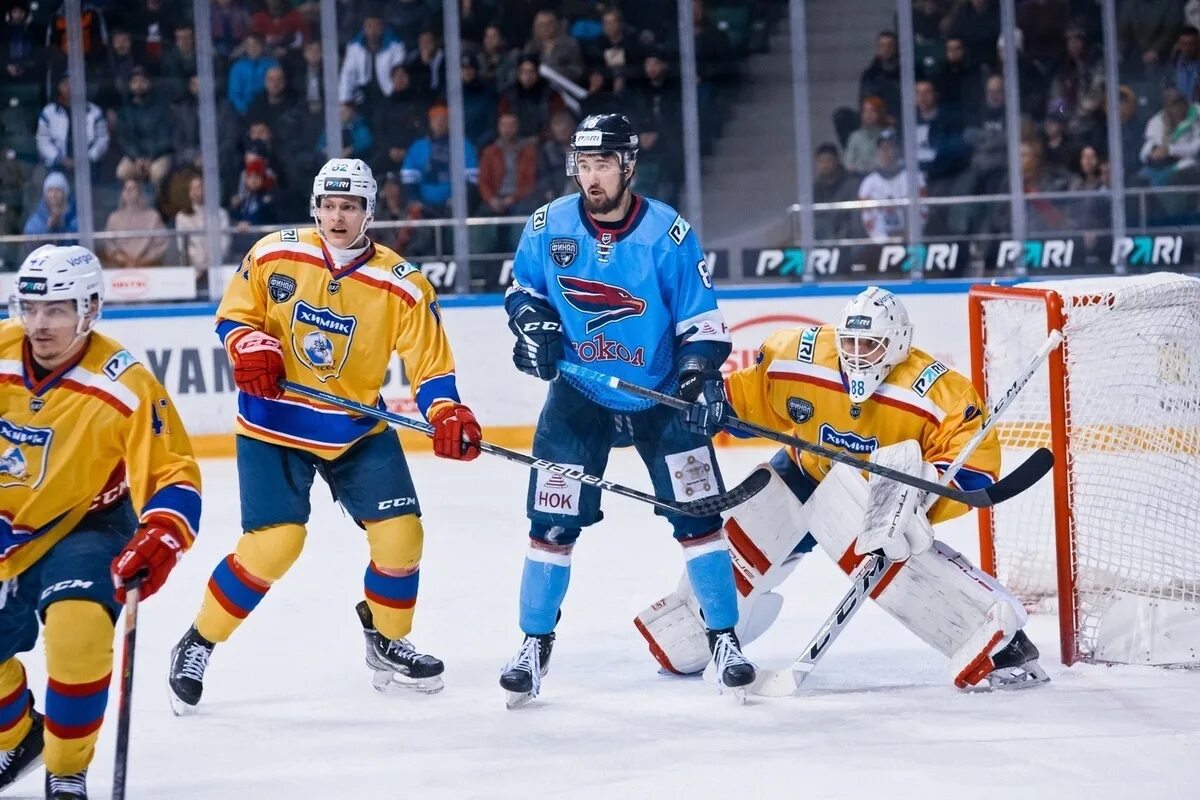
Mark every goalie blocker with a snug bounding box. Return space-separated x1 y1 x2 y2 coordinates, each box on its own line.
634 450 1047 689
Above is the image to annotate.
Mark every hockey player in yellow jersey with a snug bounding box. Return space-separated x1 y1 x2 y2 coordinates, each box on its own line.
636 287 1049 691
0 246 201 798
168 158 482 713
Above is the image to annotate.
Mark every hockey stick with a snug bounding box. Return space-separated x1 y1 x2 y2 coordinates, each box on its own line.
557 361 1053 509
281 381 770 518
111 576 142 800
751 329 1064 697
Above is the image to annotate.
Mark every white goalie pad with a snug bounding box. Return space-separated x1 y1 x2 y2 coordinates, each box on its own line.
635 463 812 674
808 463 1028 682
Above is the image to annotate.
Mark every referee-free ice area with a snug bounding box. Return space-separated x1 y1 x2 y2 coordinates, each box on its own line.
11 447 1198 799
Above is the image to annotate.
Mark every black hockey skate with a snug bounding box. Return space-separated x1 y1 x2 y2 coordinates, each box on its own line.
706 628 756 703
168 626 216 716
499 632 555 710
355 601 445 694
45 767 86 799
0 704 43 791
982 630 1049 691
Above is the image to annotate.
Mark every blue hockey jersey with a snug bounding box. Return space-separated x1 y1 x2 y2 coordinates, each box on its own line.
505 193 731 411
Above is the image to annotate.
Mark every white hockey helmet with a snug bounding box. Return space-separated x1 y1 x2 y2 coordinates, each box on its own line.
835 286 913 404
9 244 105 337
310 157 377 242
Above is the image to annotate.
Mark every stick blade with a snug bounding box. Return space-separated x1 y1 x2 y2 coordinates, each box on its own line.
677 466 771 517
981 446 1055 506
749 668 801 697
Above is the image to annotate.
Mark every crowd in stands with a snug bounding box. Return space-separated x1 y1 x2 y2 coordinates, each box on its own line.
0 0 764 274
819 0 1200 244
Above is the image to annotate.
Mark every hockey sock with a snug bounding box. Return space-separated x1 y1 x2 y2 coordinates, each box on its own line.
681 532 739 631
0 659 32 750
364 515 424 641
195 523 306 643
42 600 113 776
519 540 572 636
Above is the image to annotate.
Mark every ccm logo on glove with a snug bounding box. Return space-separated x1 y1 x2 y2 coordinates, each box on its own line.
231 330 285 399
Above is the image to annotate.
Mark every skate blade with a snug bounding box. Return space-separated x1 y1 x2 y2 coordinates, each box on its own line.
718 684 748 705
371 669 444 695
504 690 536 710
0 752 43 791
987 662 1051 692
167 673 199 717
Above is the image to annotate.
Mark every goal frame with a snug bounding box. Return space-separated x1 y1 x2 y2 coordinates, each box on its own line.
968 284 1081 665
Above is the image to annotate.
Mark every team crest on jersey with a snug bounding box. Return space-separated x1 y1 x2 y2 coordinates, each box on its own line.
557 276 646 333
268 274 297 303
912 361 949 397
819 423 877 454
796 326 820 363
787 397 814 423
290 301 357 382
327 281 341 295
550 238 578 267
0 420 52 489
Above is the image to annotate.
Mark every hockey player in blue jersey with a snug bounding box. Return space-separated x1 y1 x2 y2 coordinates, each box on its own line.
498 113 755 707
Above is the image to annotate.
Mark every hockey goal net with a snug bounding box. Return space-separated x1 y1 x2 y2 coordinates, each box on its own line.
969 273 1200 666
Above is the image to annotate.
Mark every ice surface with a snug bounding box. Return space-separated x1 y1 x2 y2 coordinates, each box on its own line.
9 447 1198 799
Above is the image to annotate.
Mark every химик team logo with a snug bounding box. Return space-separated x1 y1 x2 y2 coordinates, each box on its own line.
0 420 52 489
290 300 357 381
557 276 646 333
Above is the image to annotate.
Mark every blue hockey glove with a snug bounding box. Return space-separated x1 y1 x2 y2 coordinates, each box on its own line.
509 302 564 380
678 356 727 437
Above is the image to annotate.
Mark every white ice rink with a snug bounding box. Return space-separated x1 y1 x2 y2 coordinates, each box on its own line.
9 446 1199 799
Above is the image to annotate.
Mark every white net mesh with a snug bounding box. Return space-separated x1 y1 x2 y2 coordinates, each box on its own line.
976 273 1200 665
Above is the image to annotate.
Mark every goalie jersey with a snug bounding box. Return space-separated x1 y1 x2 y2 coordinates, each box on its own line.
0 322 201 578
505 194 730 412
726 325 999 521
217 228 461 457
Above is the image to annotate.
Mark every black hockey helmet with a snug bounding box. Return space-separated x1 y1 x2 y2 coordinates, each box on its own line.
566 113 639 176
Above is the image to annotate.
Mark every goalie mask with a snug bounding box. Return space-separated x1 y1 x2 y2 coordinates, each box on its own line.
835 287 913 404
9 244 104 338
310 157 377 244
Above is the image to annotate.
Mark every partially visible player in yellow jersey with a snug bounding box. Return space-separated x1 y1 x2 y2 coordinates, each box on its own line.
0 245 201 797
637 288 1048 691
168 158 482 713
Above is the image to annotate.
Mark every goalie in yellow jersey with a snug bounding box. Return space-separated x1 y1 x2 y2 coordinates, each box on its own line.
0 246 201 798
167 158 482 713
635 287 1049 692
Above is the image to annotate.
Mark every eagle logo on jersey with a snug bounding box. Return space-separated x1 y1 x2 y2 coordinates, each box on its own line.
557 276 646 333
290 301 357 382
0 420 52 489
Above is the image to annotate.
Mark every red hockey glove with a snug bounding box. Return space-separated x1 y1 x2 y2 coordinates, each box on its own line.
231 330 285 399
429 403 482 461
112 522 187 602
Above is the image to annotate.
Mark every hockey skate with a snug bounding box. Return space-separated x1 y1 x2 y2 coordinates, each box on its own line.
168 626 216 716
0 706 43 791
45 767 86 799
979 630 1050 691
355 601 444 694
499 632 555 710
705 628 757 704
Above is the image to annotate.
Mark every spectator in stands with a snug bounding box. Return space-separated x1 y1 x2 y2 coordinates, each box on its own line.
523 9 584 84
22 171 76 237
480 24 519 94
1139 87 1200 184
45 2 109 69
175 173 231 280
813 142 861 242
1171 27 1200 104
1118 84 1144 174
1068 144 1106 200
536 110 578 204
371 64 428 178
580 66 622 118
500 56 563 140
211 0 253 61
996 29 1047 121
407 29 445 98
317 102 374 160
0 153 24 269
252 0 309 63
844 96 888 175
693 0 739 100
118 0 180 68
230 157 277 228
101 26 138 108
117 66 174 189
373 170 414 254
1015 0 1068 74
858 129 924 242
3 1 38 93
946 0 1000 69
1119 0 1184 80
160 23 196 103
1050 24 1104 124
387 0 435 52
339 11 407 106
240 121 287 194
1041 100 1075 177
246 66 299 138
102 178 168 267
476 111 538 251
228 34 280 116
461 54 499 149
35 75 110 175
912 0 944 45
459 0 496 45
933 36 984 121
965 74 1009 194
172 74 239 175
859 31 901 121
585 8 641 82
402 104 478 218
295 39 324 106
627 52 683 201
914 80 973 233
1020 138 1069 232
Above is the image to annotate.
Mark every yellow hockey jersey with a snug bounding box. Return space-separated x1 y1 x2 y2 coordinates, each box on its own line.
217 228 461 458
0 322 201 578
726 325 999 522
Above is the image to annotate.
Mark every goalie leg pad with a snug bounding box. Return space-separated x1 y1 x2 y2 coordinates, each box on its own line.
634 591 711 675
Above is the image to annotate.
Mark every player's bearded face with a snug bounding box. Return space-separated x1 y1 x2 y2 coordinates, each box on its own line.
317 196 368 248
20 300 84 365
576 154 628 215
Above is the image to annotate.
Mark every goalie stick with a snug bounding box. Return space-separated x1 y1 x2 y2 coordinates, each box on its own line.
751 329 1065 697
282 381 770 518
557 361 1053 509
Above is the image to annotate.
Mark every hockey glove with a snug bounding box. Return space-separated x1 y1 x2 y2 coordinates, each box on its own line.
112 521 187 602
857 440 937 562
429 403 483 461
231 330 285 399
508 302 563 381
678 356 729 438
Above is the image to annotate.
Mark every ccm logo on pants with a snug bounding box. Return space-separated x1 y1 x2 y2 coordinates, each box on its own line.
378 497 418 510
41 579 95 600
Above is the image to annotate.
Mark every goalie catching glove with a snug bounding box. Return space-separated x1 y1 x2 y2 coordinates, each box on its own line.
856 440 937 562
